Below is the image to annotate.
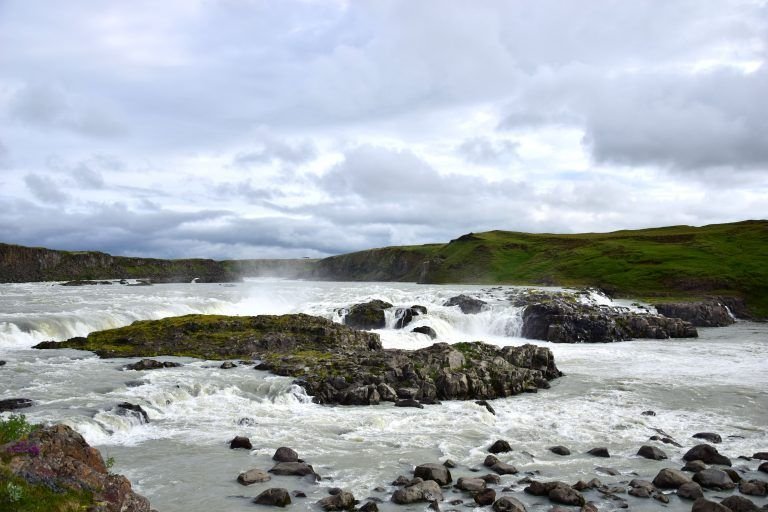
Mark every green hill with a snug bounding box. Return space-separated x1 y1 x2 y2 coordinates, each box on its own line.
309 220 768 318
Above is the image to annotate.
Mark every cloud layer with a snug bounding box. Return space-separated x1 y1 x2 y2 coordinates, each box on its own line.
0 0 766 258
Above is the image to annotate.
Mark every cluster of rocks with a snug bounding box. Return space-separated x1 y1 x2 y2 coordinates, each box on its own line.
339 299 434 337
0 424 151 511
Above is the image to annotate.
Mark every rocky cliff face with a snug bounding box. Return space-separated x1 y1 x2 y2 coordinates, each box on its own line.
305 247 429 281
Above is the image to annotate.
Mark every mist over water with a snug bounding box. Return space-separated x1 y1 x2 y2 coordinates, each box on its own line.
1 280 766 512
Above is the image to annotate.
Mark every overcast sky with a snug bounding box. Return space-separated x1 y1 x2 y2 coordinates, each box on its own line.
1 0 766 259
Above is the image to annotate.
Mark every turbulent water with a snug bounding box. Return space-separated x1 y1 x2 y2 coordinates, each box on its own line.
1 280 766 512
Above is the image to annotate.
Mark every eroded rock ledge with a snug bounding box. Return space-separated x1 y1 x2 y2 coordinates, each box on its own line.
34 314 562 405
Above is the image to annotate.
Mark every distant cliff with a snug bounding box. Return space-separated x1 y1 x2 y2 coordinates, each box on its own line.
305 245 437 282
0 243 316 283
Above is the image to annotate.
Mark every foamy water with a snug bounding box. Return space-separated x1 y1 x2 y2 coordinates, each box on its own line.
1 280 766 512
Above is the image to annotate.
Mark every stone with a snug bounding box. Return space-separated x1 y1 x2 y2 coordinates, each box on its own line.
229 436 252 449
455 477 486 492
723 468 742 483
760 462 768 474
691 498 733 512
272 446 299 462
721 496 759 512
637 445 667 460
237 469 270 485
641 410 656 416
493 497 527 512
738 479 767 496
116 402 150 424
394 307 427 329
269 462 318 479
414 463 452 486
253 488 291 507
490 461 518 475
628 487 651 498
317 491 356 511
587 447 610 458
474 488 496 506
652 468 692 488
753 452 768 460
683 460 709 472
444 295 487 314
489 440 513 454
693 432 723 444
654 302 735 327
549 446 570 456
476 400 496 415
219 361 237 369
629 479 655 491
391 480 443 504
694 469 735 490
124 358 181 371
683 444 732 466
344 300 393 329
0 398 34 411
394 399 423 409
293 491 307 498
549 483 586 506
358 502 379 512
581 503 598 512
481 474 501 484
411 326 437 339
442 459 456 468
392 476 411 486
677 482 704 500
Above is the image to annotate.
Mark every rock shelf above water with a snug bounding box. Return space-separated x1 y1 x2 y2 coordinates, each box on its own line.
33 313 562 405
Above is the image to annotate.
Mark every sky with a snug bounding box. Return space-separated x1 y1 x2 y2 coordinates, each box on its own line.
0 0 766 259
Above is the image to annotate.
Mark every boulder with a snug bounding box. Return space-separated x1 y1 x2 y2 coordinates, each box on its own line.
344 300 393 329
116 402 150 424
683 460 709 472
489 439 513 454
481 474 501 484
269 462 317 479
394 399 424 409
229 436 252 449
637 445 667 460
587 447 610 458
652 468 692 488
317 491 356 511
493 497 527 512
490 461 518 475
684 444 732 466
738 479 767 496
391 480 443 504
653 302 734 327
358 502 379 512
455 477 486 492
414 463 452 486
394 306 427 329
272 446 299 462
720 496 759 512
0 398 33 411
549 446 571 456
693 432 723 444
691 498 733 512
753 452 768 460
677 482 704 500
411 326 437 339
474 488 496 506
694 469 735 490
760 462 768 473
253 488 291 507
444 295 487 314
219 361 237 369
124 358 181 371
548 483 585 506
237 469 270 485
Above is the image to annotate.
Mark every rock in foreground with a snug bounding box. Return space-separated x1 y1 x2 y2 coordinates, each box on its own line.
35 314 562 406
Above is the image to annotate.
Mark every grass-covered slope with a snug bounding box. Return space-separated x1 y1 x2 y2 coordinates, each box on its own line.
311 220 768 317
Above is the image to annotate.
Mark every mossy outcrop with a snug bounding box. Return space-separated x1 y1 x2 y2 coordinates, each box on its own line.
34 314 562 405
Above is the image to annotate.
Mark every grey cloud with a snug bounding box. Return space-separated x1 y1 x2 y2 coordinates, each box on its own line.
70 163 105 189
24 173 69 204
233 136 318 166
457 137 519 165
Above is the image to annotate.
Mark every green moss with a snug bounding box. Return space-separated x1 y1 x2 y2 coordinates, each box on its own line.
0 468 94 512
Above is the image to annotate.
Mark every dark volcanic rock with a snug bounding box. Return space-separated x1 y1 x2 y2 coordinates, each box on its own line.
7 424 150 511
394 306 427 329
693 469 736 490
474 488 496 506
344 300 393 329
684 444 732 466
753 452 768 460
653 468 692 488
394 399 424 409
0 397 33 411
489 439 513 454
391 480 443 504
738 480 767 496
317 491 356 511
124 358 182 371
519 293 698 343
637 445 668 460
654 301 735 327
691 498 732 512
269 462 318 479
476 400 496 415
444 295 487 314
116 402 150 424
253 488 291 507
683 460 709 472
525 481 584 506
411 326 437 339
273 446 299 462
587 447 610 458
693 432 723 444
550 446 571 456
414 463 452 486
36 314 562 406
229 436 252 449
721 496 759 512
493 496 527 512
677 482 704 500
759 462 768 474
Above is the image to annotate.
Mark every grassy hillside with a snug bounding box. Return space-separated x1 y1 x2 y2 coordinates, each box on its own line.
312 220 768 318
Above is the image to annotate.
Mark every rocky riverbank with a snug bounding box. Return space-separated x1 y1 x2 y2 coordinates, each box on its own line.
0 421 151 511
33 314 562 405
